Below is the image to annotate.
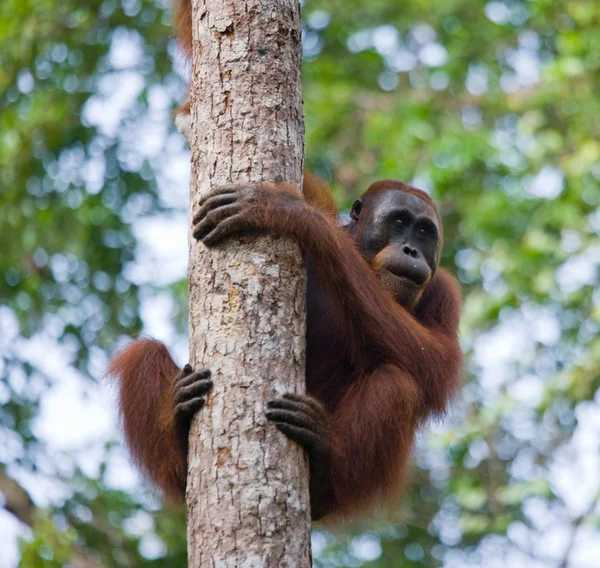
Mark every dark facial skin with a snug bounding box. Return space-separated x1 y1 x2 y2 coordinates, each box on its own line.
350 190 440 308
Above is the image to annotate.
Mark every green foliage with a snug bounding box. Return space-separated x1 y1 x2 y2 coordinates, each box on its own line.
1 0 599 566
19 515 80 568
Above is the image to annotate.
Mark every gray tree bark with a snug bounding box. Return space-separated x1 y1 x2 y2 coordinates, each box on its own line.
184 1 311 567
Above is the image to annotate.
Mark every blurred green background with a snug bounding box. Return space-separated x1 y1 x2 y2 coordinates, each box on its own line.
1 0 600 566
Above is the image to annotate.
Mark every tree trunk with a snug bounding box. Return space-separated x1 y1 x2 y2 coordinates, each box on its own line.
184 1 311 567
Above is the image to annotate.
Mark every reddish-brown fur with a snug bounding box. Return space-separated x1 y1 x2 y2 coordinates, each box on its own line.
109 176 462 517
173 0 193 59
108 339 186 497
